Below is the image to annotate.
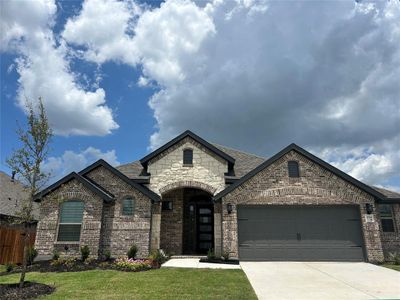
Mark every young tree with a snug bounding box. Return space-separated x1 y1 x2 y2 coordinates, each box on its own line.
7 97 52 288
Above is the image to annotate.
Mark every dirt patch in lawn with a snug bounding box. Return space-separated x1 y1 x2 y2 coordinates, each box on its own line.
0 281 55 299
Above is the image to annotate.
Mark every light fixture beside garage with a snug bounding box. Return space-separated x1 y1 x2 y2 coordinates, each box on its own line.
227 203 233 214
365 203 374 214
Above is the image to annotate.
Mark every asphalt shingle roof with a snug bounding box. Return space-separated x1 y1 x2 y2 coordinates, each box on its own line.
0 171 39 220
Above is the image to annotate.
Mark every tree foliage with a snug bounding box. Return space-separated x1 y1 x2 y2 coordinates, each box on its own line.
6 97 53 288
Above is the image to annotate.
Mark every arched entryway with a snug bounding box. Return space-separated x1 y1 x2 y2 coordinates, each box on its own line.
160 188 214 255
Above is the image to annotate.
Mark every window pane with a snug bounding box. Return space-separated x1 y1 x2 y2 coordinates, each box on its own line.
60 201 84 223
162 201 173 211
200 216 211 223
200 225 212 232
381 219 395 232
122 198 134 215
199 234 212 241
199 208 211 214
57 224 81 241
379 204 393 217
199 242 212 250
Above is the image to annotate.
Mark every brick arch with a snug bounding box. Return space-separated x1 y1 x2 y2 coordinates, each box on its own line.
159 181 217 195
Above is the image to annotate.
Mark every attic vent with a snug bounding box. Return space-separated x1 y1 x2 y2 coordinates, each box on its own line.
183 149 193 165
288 161 300 177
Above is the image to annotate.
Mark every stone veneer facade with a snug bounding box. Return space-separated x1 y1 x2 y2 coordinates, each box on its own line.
147 137 228 195
34 134 399 262
220 150 385 262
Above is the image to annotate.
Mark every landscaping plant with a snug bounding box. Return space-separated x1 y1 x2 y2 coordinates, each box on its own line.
6 97 53 288
52 250 60 260
80 245 90 262
207 248 215 260
104 250 111 261
5 263 14 273
127 244 138 259
149 249 168 266
114 258 152 271
222 251 230 261
27 246 38 265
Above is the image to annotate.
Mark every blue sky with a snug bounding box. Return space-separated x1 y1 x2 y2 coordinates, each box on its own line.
1 0 399 191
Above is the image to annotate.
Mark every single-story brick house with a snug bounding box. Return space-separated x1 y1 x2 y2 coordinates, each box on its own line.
34 130 400 262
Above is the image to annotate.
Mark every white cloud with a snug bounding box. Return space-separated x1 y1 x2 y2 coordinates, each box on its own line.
1 0 119 136
42 147 119 183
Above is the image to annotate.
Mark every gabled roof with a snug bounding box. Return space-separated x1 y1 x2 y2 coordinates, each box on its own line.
370 186 400 203
79 159 160 202
140 130 235 167
214 143 390 202
34 172 114 203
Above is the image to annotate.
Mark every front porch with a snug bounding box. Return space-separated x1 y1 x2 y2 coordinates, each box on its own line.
150 187 222 256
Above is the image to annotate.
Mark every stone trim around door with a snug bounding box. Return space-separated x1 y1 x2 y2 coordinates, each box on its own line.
159 181 218 196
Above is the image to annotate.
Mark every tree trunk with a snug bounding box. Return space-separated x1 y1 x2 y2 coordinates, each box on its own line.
19 224 29 288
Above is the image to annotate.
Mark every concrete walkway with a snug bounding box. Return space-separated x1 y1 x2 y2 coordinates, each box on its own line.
162 258 241 269
241 262 400 300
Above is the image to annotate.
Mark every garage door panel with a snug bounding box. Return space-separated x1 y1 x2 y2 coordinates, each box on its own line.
238 205 365 261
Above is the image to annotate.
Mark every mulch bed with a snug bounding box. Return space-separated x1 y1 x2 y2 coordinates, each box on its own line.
199 258 240 265
0 281 55 300
1 259 161 276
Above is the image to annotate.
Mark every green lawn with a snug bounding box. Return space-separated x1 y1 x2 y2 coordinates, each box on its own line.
0 268 256 299
382 264 400 272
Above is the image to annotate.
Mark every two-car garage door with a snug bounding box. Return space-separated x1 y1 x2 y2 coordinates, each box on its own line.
238 205 365 261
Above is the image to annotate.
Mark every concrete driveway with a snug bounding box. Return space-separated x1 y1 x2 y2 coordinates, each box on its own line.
241 262 400 300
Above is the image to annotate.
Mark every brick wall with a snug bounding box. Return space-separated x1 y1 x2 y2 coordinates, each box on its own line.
221 150 385 262
35 179 104 259
379 203 400 260
85 166 152 258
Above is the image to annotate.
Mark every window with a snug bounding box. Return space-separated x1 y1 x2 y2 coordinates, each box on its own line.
288 161 300 177
57 200 84 242
183 149 193 165
162 201 173 211
379 204 395 232
122 198 135 216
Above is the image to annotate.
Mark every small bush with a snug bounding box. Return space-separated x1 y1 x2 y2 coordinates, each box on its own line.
80 245 90 262
50 257 77 268
127 244 138 259
149 249 168 266
104 250 111 261
222 251 229 261
207 248 215 260
52 250 60 260
389 252 400 265
84 257 96 265
27 246 38 265
5 263 14 272
114 257 152 271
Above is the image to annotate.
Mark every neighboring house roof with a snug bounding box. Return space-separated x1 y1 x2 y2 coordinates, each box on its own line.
34 172 114 203
139 130 235 168
0 171 39 220
213 143 394 202
79 159 160 202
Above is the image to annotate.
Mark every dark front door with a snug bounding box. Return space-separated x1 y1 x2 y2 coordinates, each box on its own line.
196 205 214 254
238 205 365 261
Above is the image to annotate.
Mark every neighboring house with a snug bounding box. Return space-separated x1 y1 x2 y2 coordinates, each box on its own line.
34 131 400 262
0 171 38 264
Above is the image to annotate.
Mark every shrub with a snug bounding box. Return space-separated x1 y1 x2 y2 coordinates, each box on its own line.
207 248 215 260
27 246 38 265
52 250 60 260
149 249 168 266
80 245 90 262
114 257 152 271
104 250 111 261
222 251 229 261
50 257 77 268
127 244 138 259
389 252 400 265
5 263 14 272
84 257 96 265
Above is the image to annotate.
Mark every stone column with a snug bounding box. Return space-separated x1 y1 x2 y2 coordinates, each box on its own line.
150 202 161 252
214 202 222 257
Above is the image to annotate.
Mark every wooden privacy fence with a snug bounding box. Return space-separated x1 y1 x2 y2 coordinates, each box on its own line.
0 227 36 265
